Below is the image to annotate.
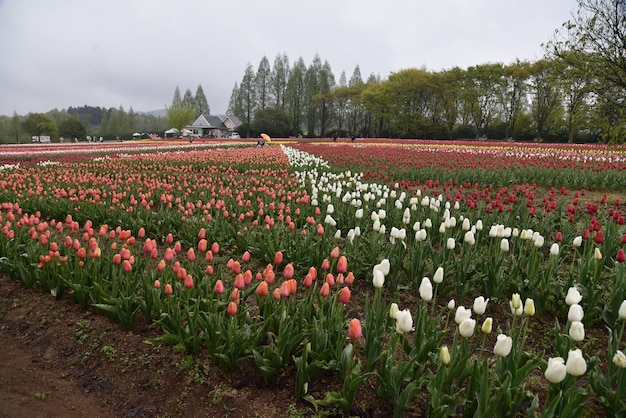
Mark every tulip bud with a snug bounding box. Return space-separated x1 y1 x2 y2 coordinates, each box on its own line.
565 349 587 376
568 304 584 322
389 302 399 319
419 277 433 301
482 317 493 334
440 345 451 365
447 299 455 310
545 357 567 383
572 236 583 247
569 321 585 342
348 318 362 340
472 296 489 315
565 287 583 305
459 318 476 338
372 269 385 288
494 334 513 357
594 247 602 260
550 243 559 256
524 298 536 316
511 293 521 310
433 267 444 284
500 238 510 252
454 306 472 324
446 238 456 250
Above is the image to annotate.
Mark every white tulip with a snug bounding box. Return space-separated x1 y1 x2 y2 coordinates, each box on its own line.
472 296 489 315
572 236 583 247
454 306 472 324
372 269 385 288
568 304 584 322
494 334 513 357
565 349 587 376
545 357 567 383
500 238 510 252
464 230 475 245
565 287 583 305
569 321 585 342
447 238 456 250
433 267 444 284
389 302 399 319
613 350 626 368
459 318 476 338
447 299 456 310
419 277 433 301
482 317 493 334
550 243 560 256
395 309 414 334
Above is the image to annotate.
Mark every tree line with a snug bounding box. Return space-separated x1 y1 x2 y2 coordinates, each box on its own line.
227 0 626 144
0 105 167 144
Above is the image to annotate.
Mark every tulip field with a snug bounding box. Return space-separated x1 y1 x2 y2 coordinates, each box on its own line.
1 138 626 417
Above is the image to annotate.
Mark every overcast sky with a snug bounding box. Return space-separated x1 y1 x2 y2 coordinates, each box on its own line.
0 0 577 117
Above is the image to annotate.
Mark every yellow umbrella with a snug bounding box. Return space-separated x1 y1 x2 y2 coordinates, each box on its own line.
260 133 271 143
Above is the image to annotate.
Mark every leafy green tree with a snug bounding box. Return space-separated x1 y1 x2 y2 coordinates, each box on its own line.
255 56 271 111
463 63 504 139
11 111 21 143
171 86 182 107
238 63 257 134
22 113 57 141
194 84 210 116
548 0 626 143
166 103 195 131
500 60 531 139
227 82 241 116
58 117 87 140
285 58 307 135
182 89 194 110
270 53 289 109
529 59 563 141
251 107 290 137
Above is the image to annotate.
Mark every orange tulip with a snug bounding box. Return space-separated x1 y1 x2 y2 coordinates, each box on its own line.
283 263 294 279
227 301 237 316
255 281 269 297
214 279 224 294
274 251 283 265
157 259 166 272
164 284 173 295
338 286 351 304
187 248 196 262
345 272 355 285
122 259 132 273
198 239 208 253
337 256 348 274
112 253 122 265
330 246 340 259
326 273 335 286
211 242 220 254
321 258 330 270
234 274 246 289
184 274 194 289
242 251 251 263
154 280 161 289
320 282 330 297
303 273 313 287
348 318 362 340
205 265 214 275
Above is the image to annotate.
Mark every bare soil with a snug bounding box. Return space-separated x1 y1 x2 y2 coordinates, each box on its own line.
0 275 323 418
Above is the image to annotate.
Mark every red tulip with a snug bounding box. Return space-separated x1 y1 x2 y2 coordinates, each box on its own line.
595 230 604 244
617 249 626 263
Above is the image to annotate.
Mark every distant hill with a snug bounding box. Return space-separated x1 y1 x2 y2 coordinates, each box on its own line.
140 109 168 118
